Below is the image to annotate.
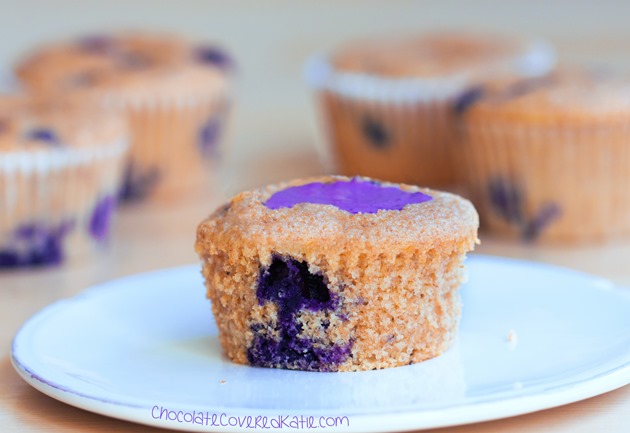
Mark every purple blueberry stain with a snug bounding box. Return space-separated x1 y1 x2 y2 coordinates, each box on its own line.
0 220 74 269
27 128 59 146
488 177 524 224
487 177 561 241
118 163 161 202
453 77 554 115
77 35 114 54
248 333 353 373
256 256 334 313
522 202 562 241
265 177 432 214
89 195 115 243
247 255 351 371
453 86 485 115
361 116 389 148
198 115 223 158
195 45 233 71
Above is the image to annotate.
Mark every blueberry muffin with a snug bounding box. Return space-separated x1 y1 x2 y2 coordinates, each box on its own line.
460 70 630 242
16 32 233 201
195 176 479 371
0 97 127 268
306 32 555 188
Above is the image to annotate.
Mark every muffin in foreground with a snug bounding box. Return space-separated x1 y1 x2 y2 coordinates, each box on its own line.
16 31 233 201
195 176 479 371
460 70 630 243
306 32 555 188
0 97 127 268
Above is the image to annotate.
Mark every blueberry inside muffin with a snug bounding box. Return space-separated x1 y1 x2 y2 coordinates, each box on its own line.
196 176 478 372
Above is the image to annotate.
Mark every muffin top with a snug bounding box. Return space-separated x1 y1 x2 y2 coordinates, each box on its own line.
0 94 126 152
329 32 553 79
463 69 630 124
197 176 479 259
16 32 232 101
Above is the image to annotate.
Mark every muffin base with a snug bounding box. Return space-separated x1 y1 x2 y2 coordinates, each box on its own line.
318 90 459 188
462 120 630 242
197 236 472 372
0 143 126 268
117 97 230 201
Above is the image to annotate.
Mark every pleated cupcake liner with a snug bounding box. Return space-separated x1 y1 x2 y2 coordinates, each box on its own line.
304 42 555 188
103 88 232 202
460 119 630 242
0 139 128 268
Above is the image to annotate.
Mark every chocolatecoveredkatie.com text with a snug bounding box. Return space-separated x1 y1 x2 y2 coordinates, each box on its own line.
151 406 351 430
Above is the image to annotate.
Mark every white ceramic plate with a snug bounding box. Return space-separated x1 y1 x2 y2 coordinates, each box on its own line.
11 255 630 432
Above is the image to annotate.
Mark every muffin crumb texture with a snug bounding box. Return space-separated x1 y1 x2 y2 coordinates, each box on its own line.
195 176 478 372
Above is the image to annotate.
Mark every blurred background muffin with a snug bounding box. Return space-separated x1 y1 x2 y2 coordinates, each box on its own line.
16 31 233 202
0 96 128 268
306 31 555 189
459 69 630 243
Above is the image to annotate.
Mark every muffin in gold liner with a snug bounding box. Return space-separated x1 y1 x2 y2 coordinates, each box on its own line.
195 175 478 372
0 96 128 268
16 32 233 201
306 32 555 188
460 70 630 242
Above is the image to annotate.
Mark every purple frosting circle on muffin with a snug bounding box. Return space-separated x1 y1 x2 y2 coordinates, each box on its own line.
265 177 432 214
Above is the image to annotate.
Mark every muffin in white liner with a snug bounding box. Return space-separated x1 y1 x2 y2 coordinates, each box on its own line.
16 32 233 201
305 32 556 188
0 98 128 268
195 175 479 371
459 69 630 243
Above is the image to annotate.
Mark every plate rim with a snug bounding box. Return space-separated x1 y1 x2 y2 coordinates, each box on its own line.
10 255 630 432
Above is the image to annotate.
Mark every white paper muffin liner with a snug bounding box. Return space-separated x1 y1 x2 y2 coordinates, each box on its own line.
461 120 630 242
101 85 232 202
0 139 128 268
304 40 556 187
305 40 555 102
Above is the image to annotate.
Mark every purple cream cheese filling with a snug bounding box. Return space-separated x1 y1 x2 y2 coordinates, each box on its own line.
248 255 349 371
265 177 432 214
